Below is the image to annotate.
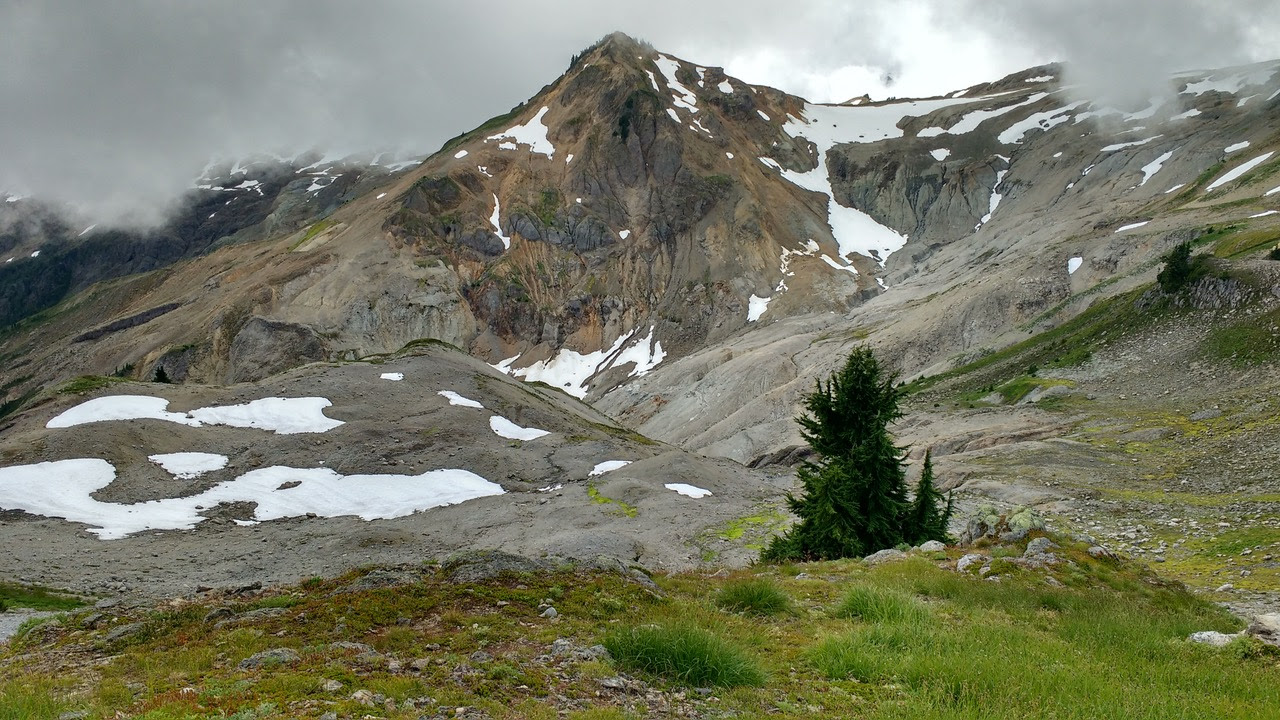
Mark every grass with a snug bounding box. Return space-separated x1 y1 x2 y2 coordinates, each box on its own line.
1202 305 1280 365
831 585 929 624
2 544 1278 719
586 483 638 517
714 578 791 616
0 581 86 611
59 375 129 394
287 219 335 251
602 622 766 687
905 286 1154 398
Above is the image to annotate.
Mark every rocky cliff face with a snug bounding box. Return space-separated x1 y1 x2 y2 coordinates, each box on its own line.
2 37 1278 464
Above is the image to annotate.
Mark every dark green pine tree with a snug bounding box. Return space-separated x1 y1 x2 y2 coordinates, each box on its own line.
762 347 912 562
905 450 953 544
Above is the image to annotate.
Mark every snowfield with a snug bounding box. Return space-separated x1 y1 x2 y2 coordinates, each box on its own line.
148 452 228 479
665 483 712 498
0 459 503 540
486 106 555 159
47 395 344 434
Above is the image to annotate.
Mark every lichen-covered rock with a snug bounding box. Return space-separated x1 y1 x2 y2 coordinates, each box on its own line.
1188 631 1238 647
956 553 987 573
1246 614 1280 647
238 647 300 670
917 540 946 553
441 550 550 583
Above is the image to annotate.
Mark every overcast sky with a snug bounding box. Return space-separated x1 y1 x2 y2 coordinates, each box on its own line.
2 0 1277 224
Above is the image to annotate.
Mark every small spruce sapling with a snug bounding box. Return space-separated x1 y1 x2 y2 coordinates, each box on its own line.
906 450 953 545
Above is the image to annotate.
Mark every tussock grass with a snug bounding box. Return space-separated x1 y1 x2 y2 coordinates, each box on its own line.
832 585 929 624
603 622 765 687
714 577 791 616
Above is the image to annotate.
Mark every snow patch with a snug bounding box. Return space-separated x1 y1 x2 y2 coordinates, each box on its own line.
654 54 698 113
1101 135 1162 152
1165 183 1186 194
717 79 733 93
490 416 549 441
725 152 734 159
589 461 631 476
78 225 97 237
379 372 404 381
664 483 712 498
747 294 771 322
1171 108 1202 121
1025 75 1055 83
189 398 344 434
917 92 1046 137
486 106 555 159
438 390 483 409
1250 210 1278 218
757 110 770 121
148 453 228 480
998 101 1086 144
930 148 951 161
30 250 40 258
454 149 469 159
376 192 387 199
1139 151 1174 186
619 229 631 239
48 396 201 428
0 459 503 539
490 194 510 250
1067 257 1083 274
978 168 1009 227
1225 141 1251 153
1114 221 1150 233
1206 152 1275 192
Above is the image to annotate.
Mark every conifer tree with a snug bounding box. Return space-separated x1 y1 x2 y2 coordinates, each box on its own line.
763 347 916 562
905 450 953 544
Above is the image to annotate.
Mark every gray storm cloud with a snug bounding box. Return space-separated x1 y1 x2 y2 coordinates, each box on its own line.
1 0 1276 224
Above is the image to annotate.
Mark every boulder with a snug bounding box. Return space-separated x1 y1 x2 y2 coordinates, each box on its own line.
1188 631 1238 647
441 550 550 583
956 553 987 573
1246 614 1280 647
917 540 946 553
864 548 908 565
238 647 301 670
1024 537 1058 557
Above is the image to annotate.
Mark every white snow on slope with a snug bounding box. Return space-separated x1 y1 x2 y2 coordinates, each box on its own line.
1165 183 1186 194
490 194 510 250
664 483 712 498
486 106 555 159
979 165 1010 227
30 250 39 258
589 460 631 476
609 326 666 377
1172 108 1203 120
779 100 998 262
1025 75 1055 83
718 80 733 93
917 93 1047 137
998 101 1087 144
78 225 96 237
1068 257 1083 274
1225 141 1251 153
1101 135 1162 152
490 416 549 441
1268 185 1280 196
1115 221 1150 233
148 452 228 479
438 390 483 408
654 54 698 112
1206 152 1275 192
47 395 343 434
454 149 469 159
498 325 666 399
747 294 771 322
189 397 344 434
48 396 201 428
930 149 951 161
1139 151 1175 186
757 110 770 121
380 372 404 381
0 459 503 539
1181 65 1278 95
1250 210 1278 218
619 229 631 239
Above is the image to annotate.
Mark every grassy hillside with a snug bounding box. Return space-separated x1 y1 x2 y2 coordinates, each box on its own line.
3 536 1277 719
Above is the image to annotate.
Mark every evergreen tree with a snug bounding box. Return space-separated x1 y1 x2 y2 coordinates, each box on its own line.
905 450 953 544
762 347 914 562
153 365 171 384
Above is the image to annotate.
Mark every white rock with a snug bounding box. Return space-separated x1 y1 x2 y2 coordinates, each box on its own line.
956 553 987 573
1188 631 1238 647
917 540 946 552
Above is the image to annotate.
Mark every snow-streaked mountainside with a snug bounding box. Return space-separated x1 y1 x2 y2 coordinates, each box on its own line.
2 32 1280 524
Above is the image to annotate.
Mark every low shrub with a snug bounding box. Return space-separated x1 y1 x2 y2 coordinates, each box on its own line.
602 622 765 687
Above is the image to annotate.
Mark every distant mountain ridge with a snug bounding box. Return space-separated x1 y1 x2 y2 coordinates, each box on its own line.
1 33 1277 464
